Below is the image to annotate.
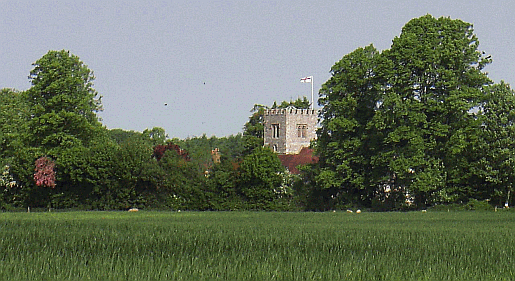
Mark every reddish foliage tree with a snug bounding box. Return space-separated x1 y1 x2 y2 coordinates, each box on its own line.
34 157 56 188
152 142 190 161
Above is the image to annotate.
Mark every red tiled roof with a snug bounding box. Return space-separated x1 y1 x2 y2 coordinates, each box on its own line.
277 147 319 174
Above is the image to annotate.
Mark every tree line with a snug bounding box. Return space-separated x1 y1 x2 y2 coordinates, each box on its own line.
0 50 298 211
1 15 514 211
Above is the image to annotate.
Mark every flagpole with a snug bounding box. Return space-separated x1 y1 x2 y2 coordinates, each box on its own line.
310 76 314 110
300 76 315 110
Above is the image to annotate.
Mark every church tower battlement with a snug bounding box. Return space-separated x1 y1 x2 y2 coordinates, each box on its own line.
263 107 318 154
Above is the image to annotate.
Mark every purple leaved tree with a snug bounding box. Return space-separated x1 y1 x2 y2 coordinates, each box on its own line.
34 157 56 188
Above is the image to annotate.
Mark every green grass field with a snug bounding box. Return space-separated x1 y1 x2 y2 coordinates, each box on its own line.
0 210 514 280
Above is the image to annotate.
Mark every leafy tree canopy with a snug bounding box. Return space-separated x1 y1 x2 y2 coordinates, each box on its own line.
0 88 29 164
316 15 496 208
26 50 104 154
272 96 311 109
239 146 285 207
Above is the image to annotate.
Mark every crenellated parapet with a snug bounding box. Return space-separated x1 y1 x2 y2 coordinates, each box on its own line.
264 107 318 116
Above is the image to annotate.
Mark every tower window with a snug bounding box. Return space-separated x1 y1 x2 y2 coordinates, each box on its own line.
297 124 307 138
272 124 280 138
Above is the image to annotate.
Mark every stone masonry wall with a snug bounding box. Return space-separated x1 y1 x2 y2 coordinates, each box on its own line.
263 108 318 154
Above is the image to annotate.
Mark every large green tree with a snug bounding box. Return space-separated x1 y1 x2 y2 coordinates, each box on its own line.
377 15 491 205
316 15 493 209
18 50 108 207
26 50 104 154
316 45 382 208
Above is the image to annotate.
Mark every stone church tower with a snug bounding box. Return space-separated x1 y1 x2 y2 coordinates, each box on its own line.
263 107 318 154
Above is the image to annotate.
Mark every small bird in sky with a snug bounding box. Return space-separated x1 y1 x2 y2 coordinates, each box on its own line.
164 103 168 106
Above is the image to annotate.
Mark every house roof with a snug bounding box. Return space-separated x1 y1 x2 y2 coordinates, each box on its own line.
277 147 319 174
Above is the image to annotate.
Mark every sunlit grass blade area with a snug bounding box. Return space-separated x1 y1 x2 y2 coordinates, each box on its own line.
0 211 514 280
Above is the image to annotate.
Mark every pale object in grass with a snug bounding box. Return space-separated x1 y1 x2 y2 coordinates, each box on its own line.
356 210 361 214
128 208 139 212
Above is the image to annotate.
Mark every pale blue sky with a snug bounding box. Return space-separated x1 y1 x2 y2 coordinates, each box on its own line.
1 1 514 139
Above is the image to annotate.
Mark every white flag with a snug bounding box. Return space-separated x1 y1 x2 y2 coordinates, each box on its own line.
300 76 312 83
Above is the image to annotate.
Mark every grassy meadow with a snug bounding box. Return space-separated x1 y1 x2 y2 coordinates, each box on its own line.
0 210 514 280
